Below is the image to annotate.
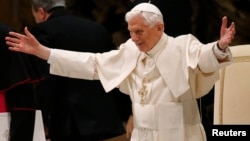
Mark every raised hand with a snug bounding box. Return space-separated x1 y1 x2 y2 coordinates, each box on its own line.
218 16 236 49
5 27 50 60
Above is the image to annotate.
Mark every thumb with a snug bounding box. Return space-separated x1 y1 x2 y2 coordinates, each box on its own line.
24 26 35 39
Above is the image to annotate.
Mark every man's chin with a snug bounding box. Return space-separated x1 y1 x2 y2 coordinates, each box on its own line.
137 47 145 52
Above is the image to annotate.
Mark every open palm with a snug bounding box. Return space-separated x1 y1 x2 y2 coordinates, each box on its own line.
6 27 41 55
219 16 236 49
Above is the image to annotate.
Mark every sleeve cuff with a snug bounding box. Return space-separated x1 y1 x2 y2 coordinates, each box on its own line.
213 44 230 60
47 48 54 64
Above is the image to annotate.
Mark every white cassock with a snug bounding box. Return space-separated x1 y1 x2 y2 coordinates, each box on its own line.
48 33 233 141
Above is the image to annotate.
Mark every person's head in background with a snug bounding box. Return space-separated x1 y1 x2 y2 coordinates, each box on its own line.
31 0 66 23
125 3 164 52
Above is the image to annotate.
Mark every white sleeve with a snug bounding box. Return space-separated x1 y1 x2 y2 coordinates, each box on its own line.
48 48 96 80
213 44 230 60
47 48 55 64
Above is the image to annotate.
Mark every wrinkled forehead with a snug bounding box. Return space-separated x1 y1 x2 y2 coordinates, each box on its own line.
130 3 162 16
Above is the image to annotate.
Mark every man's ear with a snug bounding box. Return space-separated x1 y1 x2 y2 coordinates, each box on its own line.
157 23 164 32
38 7 47 20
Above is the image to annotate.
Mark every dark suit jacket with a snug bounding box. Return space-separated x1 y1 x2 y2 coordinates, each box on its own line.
0 24 43 91
30 8 125 140
1 23 43 110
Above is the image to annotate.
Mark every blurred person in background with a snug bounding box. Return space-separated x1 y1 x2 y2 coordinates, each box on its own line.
28 0 125 141
1 23 43 141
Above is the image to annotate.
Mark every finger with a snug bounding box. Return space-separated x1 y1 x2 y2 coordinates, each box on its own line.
5 36 20 44
227 23 236 38
228 22 235 30
221 16 228 29
126 131 131 139
231 22 235 28
230 22 236 34
126 132 129 138
24 26 36 39
9 46 21 52
6 41 19 48
8 31 27 40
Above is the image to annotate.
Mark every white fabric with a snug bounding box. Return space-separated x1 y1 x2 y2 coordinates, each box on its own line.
130 3 162 15
0 110 46 141
0 112 10 141
48 33 233 141
49 34 232 97
33 110 46 141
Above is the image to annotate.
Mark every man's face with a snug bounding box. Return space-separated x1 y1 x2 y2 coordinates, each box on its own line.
127 14 163 52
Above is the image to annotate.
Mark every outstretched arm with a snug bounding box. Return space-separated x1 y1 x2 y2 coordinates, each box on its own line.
218 16 236 50
5 27 51 60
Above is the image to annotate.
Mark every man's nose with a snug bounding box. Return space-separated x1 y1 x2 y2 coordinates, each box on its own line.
131 33 139 42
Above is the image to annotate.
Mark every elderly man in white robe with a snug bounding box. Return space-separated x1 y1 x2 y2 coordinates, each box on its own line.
6 2 235 141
